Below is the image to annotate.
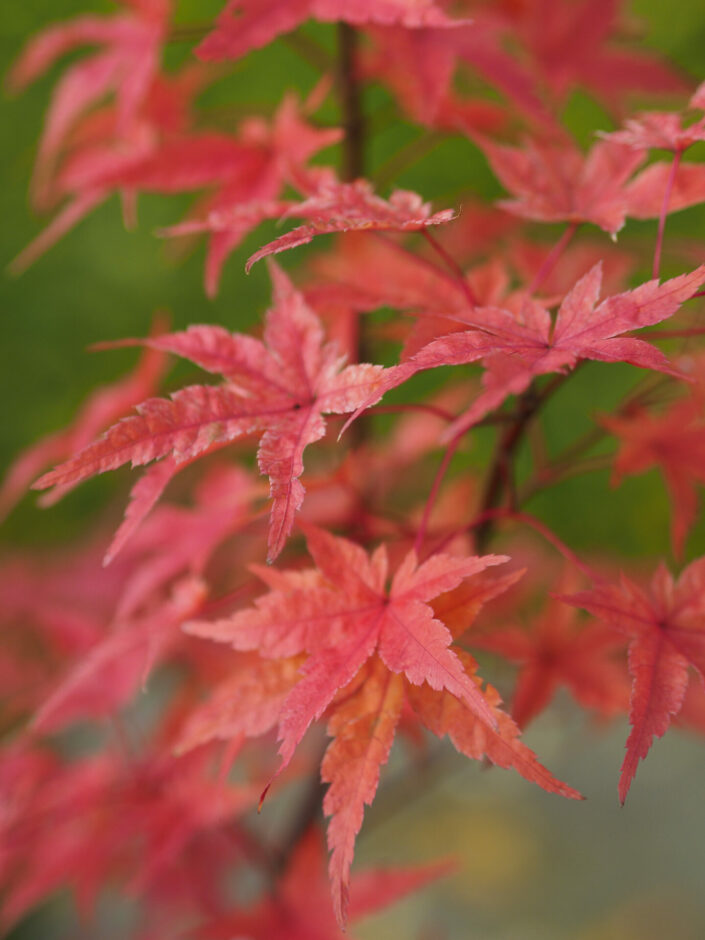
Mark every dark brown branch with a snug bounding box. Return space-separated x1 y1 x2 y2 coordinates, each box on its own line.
337 23 365 181
474 387 540 552
474 372 572 552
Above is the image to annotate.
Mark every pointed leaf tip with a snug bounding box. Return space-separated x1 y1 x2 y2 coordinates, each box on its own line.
258 781 272 813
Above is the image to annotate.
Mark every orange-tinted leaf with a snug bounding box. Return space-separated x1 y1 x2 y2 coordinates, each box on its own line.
322 659 404 924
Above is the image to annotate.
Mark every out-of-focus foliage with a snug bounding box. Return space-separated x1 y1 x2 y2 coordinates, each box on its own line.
4 2 705 939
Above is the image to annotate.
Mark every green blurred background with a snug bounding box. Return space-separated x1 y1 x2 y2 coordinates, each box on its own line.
3 2 705 937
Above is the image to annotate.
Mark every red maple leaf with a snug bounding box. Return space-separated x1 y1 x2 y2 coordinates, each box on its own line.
8 0 170 208
187 525 505 758
602 398 705 558
602 105 705 233
305 230 499 323
34 265 386 561
0 744 255 928
364 24 508 133
15 87 337 285
691 81 705 112
33 574 208 733
561 559 705 802
363 11 557 132
192 825 448 939
246 180 455 270
158 91 342 296
604 110 705 154
9 66 207 273
176 652 306 755
477 136 645 235
196 0 469 62
626 162 705 220
473 569 630 728
345 262 705 438
452 13 557 129
364 25 461 128
504 0 685 110
186 524 581 922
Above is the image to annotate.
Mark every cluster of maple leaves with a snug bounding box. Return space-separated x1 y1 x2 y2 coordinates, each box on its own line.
4 0 705 936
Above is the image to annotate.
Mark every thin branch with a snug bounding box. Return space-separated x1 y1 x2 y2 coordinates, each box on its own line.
539 424 607 474
527 222 578 296
517 372 681 503
518 452 614 504
374 131 449 189
472 509 600 580
430 509 599 581
474 388 539 552
652 149 682 280
373 232 470 297
413 428 466 554
644 325 705 340
474 372 572 552
421 229 478 307
335 21 368 453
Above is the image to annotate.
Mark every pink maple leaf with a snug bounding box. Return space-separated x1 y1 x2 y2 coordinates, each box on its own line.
602 398 705 558
473 569 629 728
363 23 513 133
0 745 254 928
246 179 455 271
478 136 645 235
33 575 208 732
159 92 342 296
345 262 705 438
9 67 208 274
561 559 705 803
186 524 581 921
504 0 685 110
34 265 386 562
603 110 705 154
8 0 170 209
196 0 470 62
626 162 705 219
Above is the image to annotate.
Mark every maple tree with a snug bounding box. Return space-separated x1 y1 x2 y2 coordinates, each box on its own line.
3 0 705 935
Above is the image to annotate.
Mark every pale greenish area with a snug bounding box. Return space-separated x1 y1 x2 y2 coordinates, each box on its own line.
3 1 705 938
356 698 705 940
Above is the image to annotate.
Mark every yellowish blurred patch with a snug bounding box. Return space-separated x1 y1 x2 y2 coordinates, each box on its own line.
366 794 538 906
579 892 698 940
